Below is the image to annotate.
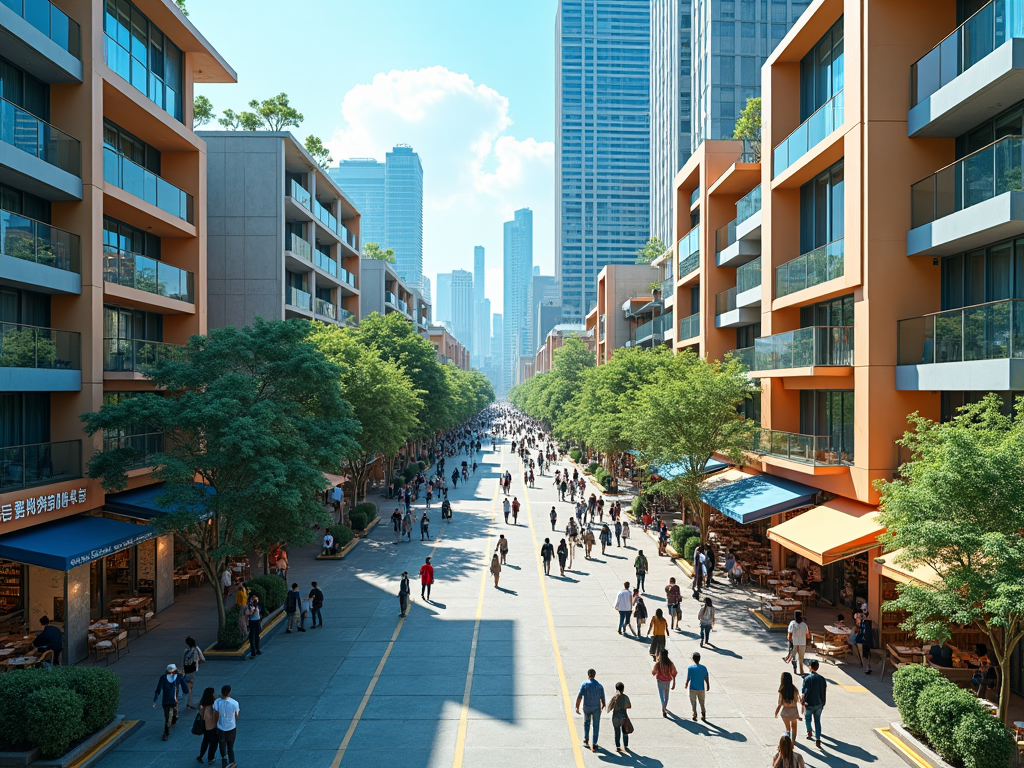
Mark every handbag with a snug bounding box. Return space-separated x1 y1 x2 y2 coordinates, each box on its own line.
191 712 205 736
622 716 635 735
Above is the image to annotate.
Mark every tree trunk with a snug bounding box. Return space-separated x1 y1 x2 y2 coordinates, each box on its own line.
211 576 227 631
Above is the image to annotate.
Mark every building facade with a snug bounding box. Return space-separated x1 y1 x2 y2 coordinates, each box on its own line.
449 268 474 354
434 272 452 325
384 145 423 292
490 313 504 397
328 158 384 248
502 208 533 392
555 0 651 322
428 325 470 370
359 258 426 335
473 245 488 362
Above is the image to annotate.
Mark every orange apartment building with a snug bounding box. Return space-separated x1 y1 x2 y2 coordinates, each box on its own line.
535 323 592 374
428 325 471 370
0 0 232 661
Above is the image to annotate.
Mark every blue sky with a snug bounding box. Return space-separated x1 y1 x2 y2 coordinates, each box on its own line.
191 0 558 313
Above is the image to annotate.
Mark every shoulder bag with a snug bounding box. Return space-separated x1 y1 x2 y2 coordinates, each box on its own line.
191 711 205 736
622 715 635 735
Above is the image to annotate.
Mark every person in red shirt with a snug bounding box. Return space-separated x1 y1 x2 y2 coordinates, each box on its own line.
419 557 434 601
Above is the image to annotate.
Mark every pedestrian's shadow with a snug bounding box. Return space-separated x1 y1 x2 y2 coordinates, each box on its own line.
496 586 518 595
817 736 879 763
644 594 666 602
598 748 664 766
604 554 627 560
570 570 590 576
668 714 746 742
589 558 607 564
554 575 580 583
703 645 743 659
503 564 522 571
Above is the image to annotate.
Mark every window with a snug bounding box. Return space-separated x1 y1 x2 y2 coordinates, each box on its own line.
941 236 1024 309
799 160 844 252
0 393 49 448
0 56 49 120
0 182 49 222
800 390 854 459
103 120 160 174
103 305 162 342
800 294 854 327
956 101 1023 159
799 16 843 120
103 217 160 259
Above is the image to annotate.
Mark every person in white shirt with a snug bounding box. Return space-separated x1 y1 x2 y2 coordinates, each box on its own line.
221 569 231 597
787 611 810 676
614 582 635 635
321 532 334 556
212 684 239 768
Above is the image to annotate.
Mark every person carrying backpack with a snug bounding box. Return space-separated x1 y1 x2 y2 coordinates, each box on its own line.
285 583 305 634
182 636 205 709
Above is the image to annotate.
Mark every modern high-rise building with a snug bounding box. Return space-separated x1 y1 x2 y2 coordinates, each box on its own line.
473 245 488 361
555 0 651 322
434 273 453 325
529 274 557 354
491 313 504 396
449 269 475 355
503 208 534 392
328 159 385 247
384 145 424 291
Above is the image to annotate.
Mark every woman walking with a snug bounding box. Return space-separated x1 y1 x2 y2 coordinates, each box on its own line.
599 524 612 555
607 682 632 754
652 649 677 717
774 672 801 740
621 520 630 548
698 597 715 647
557 539 569 576
196 687 219 764
490 554 502 588
632 589 648 635
648 608 668 660
772 734 805 768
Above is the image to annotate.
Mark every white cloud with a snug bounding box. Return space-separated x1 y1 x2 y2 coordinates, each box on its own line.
327 66 554 315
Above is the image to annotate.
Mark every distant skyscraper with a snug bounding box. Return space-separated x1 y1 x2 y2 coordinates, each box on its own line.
556 0 651 322
329 159 385 247
450 269 474 352
384 145 424 291
529 274 556 355
503 208 533 392
473 246 488 361
435 272 453 324
491 313 504 395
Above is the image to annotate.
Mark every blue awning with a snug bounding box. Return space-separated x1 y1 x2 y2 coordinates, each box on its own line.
700 472 818 525
0 515 157 571
652 457 730 480
104 482 215 520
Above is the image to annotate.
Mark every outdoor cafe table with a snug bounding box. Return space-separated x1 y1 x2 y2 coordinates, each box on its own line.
780 586 799 596
775 599 801 621
824 625 852 640
890 645 925 661
2 634 35 653
4 656 40 670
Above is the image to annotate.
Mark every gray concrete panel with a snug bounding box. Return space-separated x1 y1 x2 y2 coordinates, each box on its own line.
907 192 1024 257
0 367 81 391
0 254 80 294
896 359 1024 390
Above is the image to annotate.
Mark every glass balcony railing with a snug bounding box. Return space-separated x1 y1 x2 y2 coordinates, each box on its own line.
737 256 762 294
897 298 1024 365
716 219 737 254
339 267 356 288
313 199 339 235
716 286 738 316
102 432 163 470
773 91 844 178
678 311 701 341
912 0 1024 106
738 139 760 164
635 314 672 342
730 346 755 370
339 308 356 326
737 185 762 225
286 285 311 311
1 96 80 177
285 235 311 261
750 429 853 466
397 299 409 314
776 238 845 298
0 322 80 370
103 148 192 223
314 298 337 320
0 439 81 490
911 135 1023 228
2 0 81 57
103 248 194 303
752 326 854 371
314 249 337 276
288 179 311 209
384 290 397 306
690 187 701 206
1 208 80 273
677 225 700 278
660 276 674 297
340 223 358 251
103 338 178 372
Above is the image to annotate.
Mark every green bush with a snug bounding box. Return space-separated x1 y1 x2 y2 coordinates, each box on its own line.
0 670 53 748
23 687 85 758
402 465 417 481
218 605 244 649
670 525 700 554
630 496 646 516
954 709 1015 768
329 523 354 547
586 461 600 474
353 502 377 522
918 679 983 761
569 448 583 462
52 668 120 734
246 574 287 611
348 510 368 531
683 535 701 561
892 664 944 735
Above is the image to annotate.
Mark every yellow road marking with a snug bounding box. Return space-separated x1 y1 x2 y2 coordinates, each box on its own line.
875 728 932 768
838 684 869 693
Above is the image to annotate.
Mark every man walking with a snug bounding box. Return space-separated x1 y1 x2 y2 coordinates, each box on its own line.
634 550 649 592
503 497 511 524
398 572 410 617
540 538 555 575
787 610 810 676
496 535 509 565
420 511 430 541
684 651 710 722
419 557 434 601
666 577 682 630
511 496 520 525
284 583 305 633
308 582 324 628
549 506 558 531
614 581 634 635
152 663 189 740
575 668 606 753
213 684 240 768
802 659 827 748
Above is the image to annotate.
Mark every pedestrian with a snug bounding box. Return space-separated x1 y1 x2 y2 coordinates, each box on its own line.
575 668 606 753
647 608 668 659
503 497 511 523
684 651 710 722
632 589 648 635
420 512 430 540
398 572 410 617
692 546 704 599
787 611 809 676
599 524 612 554
549 506 558 531
512 497 520 525
556 538 569 575
496 534 509 564
773 734 806 768
607 682 632 754
855 608 875 674
276 548 289 581
666 577 682 630
614 581 634 636
153 662 189 740
285 583 305 634
614 520 622 547
182 636 205 708
490 554 502 588
621 520 630 548
308 581 324 628
391 508 402 542
243 595 262 659
419 557 434 601
698 597 715 647
541 538 555 575
402 511 412 541
196 686 219 765
321 531 334 556
775 671 801 740
212 684 239 768
801 659 827 748
652 649 678 717
634 551 649 592
221 568 232 598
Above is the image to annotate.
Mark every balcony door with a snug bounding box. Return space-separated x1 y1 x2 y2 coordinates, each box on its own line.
799 389 854 463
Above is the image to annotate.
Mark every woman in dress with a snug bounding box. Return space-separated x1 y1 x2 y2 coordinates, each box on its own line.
607 682 632 754
774 672 801 740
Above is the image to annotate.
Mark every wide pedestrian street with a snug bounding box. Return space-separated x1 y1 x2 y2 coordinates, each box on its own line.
92 439 907 768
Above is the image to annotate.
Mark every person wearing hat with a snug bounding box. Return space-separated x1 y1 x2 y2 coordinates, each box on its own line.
399 571 411 617
153 662 189 740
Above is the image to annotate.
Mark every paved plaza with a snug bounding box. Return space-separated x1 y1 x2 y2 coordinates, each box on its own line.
91 441 907 768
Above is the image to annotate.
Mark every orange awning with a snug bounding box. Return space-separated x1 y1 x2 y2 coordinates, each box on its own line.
872 548 940 586
767 498 884 565
322 473 347 487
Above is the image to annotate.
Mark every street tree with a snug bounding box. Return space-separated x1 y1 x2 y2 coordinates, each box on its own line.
363 242 396 263
217 93 303 132
876 395 1024 722
635 236 667 265
217 108 261 131
304 135 332 169
193 95 215 129
733 97 761 161
81 319 360 633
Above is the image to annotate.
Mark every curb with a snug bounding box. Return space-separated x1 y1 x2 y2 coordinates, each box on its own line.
354 515 380 538
203 605 286 659
875 724 943 768
28 717 141 768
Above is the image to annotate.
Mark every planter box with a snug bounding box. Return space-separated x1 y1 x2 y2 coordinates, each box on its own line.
875 722 955 768
353 516 380 538
315 535 361 560
203 604 286 659
0 715 140 768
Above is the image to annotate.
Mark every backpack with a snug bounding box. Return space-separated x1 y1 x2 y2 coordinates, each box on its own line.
183 647 199 674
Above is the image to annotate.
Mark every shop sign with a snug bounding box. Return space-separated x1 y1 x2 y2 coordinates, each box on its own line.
68 530 155 568
0 487 89 525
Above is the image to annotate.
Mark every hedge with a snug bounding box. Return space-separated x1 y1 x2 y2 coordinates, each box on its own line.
586 461 600 474
954 708 1015 768
670 525 700 555
892 664 943 735
918 678 984 762
349 501 378 532
24 687 85 758
246 574 287 612
569 448 583 462
631 496 646 516
329 523 354 547
218 605 244 648
683 535 701 562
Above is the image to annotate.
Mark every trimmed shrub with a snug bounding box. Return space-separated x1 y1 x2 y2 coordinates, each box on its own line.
218 605 244 649
918 679 983 762
53 668 120 734
586 461 600 474
402 465 417 481
353 502 377 521
954 708 1015 768
348 510 368 531
631 496 646 516
329 523 354 548
0 669 53 748
569 448 583 462
23 687 85 758
892 664 944 735
246 574 287 611
670 524 700 554
683 535 701 561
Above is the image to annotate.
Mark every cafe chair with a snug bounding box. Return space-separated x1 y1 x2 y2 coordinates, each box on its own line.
811 633 850 664
126 615 144 638
95 631 129 666
37 650 54 668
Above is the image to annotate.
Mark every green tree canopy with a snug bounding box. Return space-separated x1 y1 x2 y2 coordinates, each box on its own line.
363 242 395 263
218 93 303 132
304 135 332 169
876 395 1024 721
193 95 214 129
635 236 667 265
509 336 595 426
733 97 761 161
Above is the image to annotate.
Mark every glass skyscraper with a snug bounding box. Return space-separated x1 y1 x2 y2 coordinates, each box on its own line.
329 159 385 247
555 0 651 322
503 208 533 393
384 145 424 291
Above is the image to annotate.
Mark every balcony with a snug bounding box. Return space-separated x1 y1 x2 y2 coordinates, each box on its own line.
0 96 81 200
314 298 337 320
340 223 358 252
288 179 311 210
339 308 356 326
896 298 1024 390
908 136 1024 256
1 208 80 293
103 432 162 471
776 239 845 298
103 338 179 374
730 346 754 370
103 249 194 304
678 311 700 343
286 285 311 312
749 326 854 377
0 321 80 391
285 234 311 263
103 148 193 224
397 298 409 315
714 285 759 328
634 313 671 346
0 0 82 82
773 91 844 178
384 290 398 307
313 199 339 238
677 226 700 280
690 187 701 207
314 249 337 277
339 267 357 290
0 439 81 490
910 0 1024 137
750 429 853 467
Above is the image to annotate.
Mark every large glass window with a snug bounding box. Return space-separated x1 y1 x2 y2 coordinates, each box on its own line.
0 393 49 448
103 120 159 174
941 236 1024 309
103 305 162 343
103 217 160 260
0 56 49 120
942 390 1021 421
800 389 854 460
799 160 844 252
799 17 844 120
800 294 854 327
0 181 49 223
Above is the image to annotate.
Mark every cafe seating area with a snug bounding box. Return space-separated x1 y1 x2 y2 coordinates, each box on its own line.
87 596 154 665
0 629 41 672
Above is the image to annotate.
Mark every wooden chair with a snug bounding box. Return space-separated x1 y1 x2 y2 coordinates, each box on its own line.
811 633 850 665
36 650 54 668
126 615 144 638
95 631 129 665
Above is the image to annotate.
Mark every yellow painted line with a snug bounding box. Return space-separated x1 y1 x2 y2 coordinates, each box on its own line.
839 684 870 693
522 469 586 767
875 727 932 768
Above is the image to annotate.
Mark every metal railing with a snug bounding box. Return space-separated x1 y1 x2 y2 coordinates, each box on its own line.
286 285 311 311
911 135 1023 228
776 238 845 298
912 0 1024 106
897 298 1024 365
750 429 853 466
103 248 194 303
3 0 80 57
288 179 311 209
752 326 854 370
1 96 80 176
678 311 700 341
716 219 737 254
773 91 844 178
103 148 192 223
102 432 163 470
0 439 81 490
677 225 700 278
285 235 311 261
737 256 761 294
0 322 80 369
314 297 337 320
1 208 79 273
314 249 337 276
737 185 762 224
102 338 178 372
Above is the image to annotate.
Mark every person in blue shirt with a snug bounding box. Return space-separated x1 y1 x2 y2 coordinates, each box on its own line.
32 615 62 666
153 663 190 741
684 651 711 721
801 659 828 747
574 668 606 752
